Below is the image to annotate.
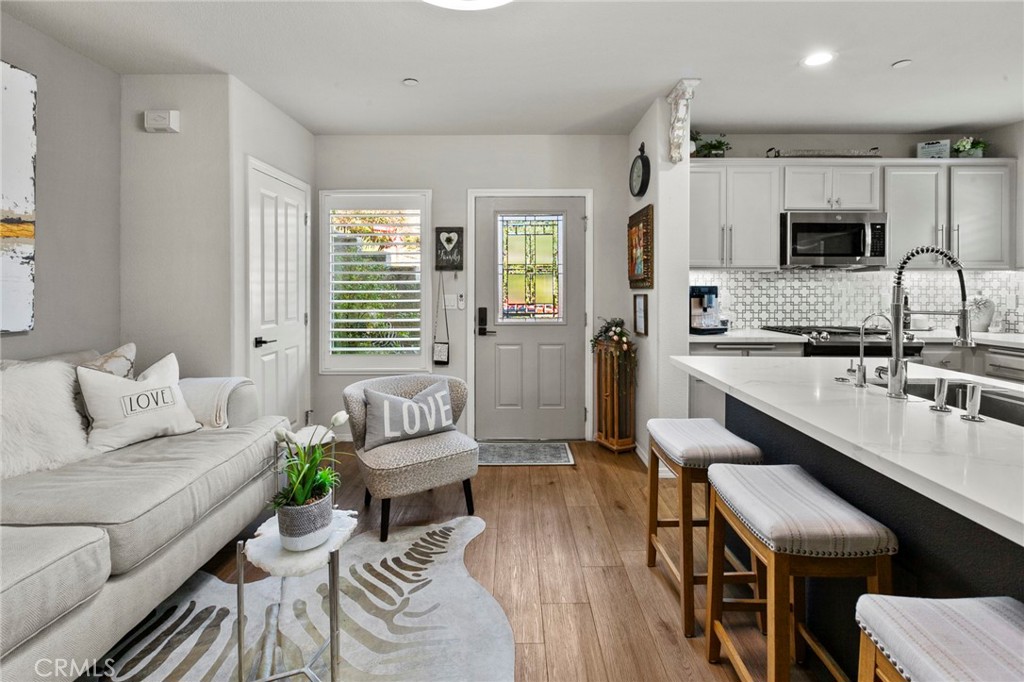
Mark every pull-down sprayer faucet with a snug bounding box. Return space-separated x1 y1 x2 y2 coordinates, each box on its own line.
887 245 974 399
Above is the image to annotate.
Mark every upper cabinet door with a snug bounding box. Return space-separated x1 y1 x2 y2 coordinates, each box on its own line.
950 165 1012 269
690 167 727 267
884 166 947 269
832 166 881 210
784 166 832 209
727 166 780 269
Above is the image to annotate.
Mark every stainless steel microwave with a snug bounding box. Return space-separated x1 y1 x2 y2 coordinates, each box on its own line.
780 211 888 269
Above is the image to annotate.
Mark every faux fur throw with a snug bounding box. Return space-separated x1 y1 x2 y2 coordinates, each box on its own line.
1 361 96 479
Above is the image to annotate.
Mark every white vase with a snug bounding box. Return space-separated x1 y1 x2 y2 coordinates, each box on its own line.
277 490 334 551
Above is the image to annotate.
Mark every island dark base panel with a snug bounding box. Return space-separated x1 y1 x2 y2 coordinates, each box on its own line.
725 395 1024 680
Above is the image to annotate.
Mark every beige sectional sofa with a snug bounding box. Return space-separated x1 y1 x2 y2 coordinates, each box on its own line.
0 351 286 681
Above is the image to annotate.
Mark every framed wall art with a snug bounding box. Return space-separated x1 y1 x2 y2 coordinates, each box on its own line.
1 61 38 332
435 227 464 271
627 204 653 289
633 294 648 336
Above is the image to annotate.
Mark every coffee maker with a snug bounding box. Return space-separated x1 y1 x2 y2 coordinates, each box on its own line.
689 285 728 334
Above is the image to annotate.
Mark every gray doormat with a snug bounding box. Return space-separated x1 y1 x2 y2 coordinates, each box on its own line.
478 441 574 466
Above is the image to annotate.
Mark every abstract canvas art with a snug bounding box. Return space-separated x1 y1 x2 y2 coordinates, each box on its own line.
2 61 38 332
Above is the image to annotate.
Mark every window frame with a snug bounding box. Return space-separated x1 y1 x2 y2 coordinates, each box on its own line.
318 189 433 375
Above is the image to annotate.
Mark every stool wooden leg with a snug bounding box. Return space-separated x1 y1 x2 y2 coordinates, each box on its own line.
679 468 696 637
867 555 893 595
767 552 792 682
705 489 726 663
646 451 659 567
754 555 767 635
857 630 878 682
791 576 806 664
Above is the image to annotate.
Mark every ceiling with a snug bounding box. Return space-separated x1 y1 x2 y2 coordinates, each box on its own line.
4 1 1022 136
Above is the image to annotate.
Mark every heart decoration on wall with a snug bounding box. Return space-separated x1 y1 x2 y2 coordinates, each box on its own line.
439 232 459 252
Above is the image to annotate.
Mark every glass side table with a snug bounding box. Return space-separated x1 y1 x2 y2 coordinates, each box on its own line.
235 509 358 682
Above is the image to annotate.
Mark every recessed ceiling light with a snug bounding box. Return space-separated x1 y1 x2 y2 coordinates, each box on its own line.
402 78 420 87
801 51 835 67
891 59 913 69
423 0 514 10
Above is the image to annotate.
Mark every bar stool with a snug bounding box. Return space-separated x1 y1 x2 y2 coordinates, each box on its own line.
705 464 898 682
856 595 1024 682
645 418 763 637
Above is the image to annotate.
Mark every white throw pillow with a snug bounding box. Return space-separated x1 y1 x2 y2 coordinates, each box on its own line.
0 361 95 479
363 381 456 451
77 353 201 452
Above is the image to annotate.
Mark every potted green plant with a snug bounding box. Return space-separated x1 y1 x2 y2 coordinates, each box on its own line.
690 130 702 157
953 136 988 158
696 133 732 158
272 410 348 551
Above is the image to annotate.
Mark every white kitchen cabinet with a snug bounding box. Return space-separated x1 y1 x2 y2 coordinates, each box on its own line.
950 166 1012 269
884 166 948 269
784 165 880 210
980 346 1024 384
921 344 965 372
691 165 779 269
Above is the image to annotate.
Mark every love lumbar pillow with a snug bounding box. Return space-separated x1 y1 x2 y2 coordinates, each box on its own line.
363 380 456 451
77 353 200 452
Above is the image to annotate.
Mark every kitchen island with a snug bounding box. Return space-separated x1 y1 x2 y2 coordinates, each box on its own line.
670 355 1024 678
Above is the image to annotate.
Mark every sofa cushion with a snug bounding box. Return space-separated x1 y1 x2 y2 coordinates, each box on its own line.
0 360 96 480
0 416 285 575
0 525 110 658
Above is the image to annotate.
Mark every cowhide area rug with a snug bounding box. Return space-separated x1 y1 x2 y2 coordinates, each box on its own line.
97 517 513 682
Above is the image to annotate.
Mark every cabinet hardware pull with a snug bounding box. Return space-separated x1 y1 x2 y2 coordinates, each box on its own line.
835 197 842 207
715 344 776 350
988 363 1024 372
721 224 727 265
728 225 734 266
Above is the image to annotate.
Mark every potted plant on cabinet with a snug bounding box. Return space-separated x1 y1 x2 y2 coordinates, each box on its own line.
272 411 348 551
953 136 988 158
696 133 732 158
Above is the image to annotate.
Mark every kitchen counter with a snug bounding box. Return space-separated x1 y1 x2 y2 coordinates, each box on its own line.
912 330 1024 350
687 329 807 344
669 355 1024 546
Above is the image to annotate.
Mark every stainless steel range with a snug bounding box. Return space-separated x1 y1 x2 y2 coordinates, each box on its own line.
761 325 924 357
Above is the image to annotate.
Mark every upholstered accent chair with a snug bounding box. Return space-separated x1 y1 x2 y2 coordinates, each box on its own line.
342 375 478 541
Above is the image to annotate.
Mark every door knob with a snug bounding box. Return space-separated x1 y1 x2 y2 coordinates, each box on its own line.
254 336 277 348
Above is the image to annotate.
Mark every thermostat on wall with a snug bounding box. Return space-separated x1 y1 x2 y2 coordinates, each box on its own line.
144 110 181 133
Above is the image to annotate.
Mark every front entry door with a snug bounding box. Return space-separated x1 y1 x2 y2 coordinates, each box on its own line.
475 197 586 440
247 163 310 427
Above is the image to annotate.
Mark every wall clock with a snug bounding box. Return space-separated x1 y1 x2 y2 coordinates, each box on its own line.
629 142 650 197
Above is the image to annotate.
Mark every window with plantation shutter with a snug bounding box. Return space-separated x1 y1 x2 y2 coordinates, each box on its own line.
319 190 432 373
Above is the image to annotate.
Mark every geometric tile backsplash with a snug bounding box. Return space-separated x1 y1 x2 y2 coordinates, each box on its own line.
690 269 1024 331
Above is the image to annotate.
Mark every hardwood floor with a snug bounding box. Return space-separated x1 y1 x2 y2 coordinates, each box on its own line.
203 441 817 682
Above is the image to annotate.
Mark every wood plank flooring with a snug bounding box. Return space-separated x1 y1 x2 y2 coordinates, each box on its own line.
204 441 817 682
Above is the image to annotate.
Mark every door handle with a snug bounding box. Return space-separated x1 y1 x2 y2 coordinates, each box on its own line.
477 307 497 337
254 336 277 348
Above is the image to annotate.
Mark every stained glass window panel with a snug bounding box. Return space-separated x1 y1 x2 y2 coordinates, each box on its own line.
498 213 564 321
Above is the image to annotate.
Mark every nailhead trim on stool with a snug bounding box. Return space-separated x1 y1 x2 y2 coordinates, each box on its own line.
856 595 1024 682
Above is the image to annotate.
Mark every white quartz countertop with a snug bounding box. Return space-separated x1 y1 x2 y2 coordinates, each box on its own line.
687 329 807 344
669 355 1024 546
912 330 1024 350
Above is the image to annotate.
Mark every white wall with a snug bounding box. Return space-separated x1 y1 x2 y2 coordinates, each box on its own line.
227 76 315 377
0 14 121 360
312 135 629 424
627 98 691 463
120 75 232 377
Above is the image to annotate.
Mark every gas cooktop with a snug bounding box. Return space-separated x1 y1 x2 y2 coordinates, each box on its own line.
761 325 923 357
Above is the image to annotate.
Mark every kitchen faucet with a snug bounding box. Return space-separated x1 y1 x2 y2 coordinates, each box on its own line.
854 312 892 388
886 245 974 399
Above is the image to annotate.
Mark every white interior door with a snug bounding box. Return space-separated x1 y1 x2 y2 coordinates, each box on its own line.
248 163 310 427
474 197 586 440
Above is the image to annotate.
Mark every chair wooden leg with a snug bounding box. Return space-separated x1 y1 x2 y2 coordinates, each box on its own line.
857 630 878 682
646 450 660 567
679 468 696 638
754 554 768 634
463 479 475 515
380 498 391 542
364 488 372 507
791 576 806 664
867 556 892 595
767 552 792 682
705 490 726 663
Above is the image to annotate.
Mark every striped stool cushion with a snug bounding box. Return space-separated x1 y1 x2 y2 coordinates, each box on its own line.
647 418 762 468
857 595 1024 682
707 464 898 557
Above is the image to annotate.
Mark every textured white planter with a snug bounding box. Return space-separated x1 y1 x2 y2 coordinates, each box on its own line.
277 490 334 551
